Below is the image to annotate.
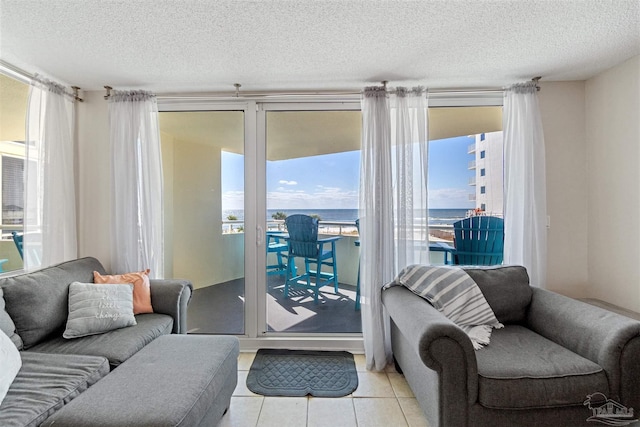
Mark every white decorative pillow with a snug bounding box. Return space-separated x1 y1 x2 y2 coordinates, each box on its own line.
63 282 137 339
0 328 21 405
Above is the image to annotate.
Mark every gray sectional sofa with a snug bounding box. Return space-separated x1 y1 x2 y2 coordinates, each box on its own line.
382 265 640 427
0 257 239 427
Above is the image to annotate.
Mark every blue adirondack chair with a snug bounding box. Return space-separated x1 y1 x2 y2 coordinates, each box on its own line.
266 232 289 276
11 231 24 260
284 214 340 303
451 216 504 266
11 231 41 266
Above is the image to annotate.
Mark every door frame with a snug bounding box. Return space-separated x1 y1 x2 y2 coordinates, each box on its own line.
159 97 365 352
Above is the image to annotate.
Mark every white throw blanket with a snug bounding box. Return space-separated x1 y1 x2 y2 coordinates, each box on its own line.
385 265 503 350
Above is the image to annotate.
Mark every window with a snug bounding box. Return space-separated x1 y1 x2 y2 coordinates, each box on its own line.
2 156 24 224
427 106 503 265
0 72 29 272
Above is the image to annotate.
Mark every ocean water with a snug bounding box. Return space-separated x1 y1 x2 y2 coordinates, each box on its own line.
224 208 469 227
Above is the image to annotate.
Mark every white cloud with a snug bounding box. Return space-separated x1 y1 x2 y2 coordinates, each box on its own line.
278 180 298 185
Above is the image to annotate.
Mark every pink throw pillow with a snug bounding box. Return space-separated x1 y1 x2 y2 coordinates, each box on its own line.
93 270 153 315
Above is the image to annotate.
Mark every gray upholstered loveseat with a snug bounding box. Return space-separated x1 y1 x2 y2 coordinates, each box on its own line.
382 265 640 427
0 257 239 427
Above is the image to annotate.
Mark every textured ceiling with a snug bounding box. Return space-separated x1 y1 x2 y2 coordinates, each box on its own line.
1 0 639 92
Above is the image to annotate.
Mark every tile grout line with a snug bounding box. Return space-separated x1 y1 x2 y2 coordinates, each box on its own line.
254 395 265 427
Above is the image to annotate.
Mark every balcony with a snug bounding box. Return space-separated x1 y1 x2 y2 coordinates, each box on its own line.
469 193 476 201
468 160 476 170
468 143 476 154
469 176 476 186
189 219 457 334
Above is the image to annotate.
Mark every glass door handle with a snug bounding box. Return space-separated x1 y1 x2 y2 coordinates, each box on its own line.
256 225 264 246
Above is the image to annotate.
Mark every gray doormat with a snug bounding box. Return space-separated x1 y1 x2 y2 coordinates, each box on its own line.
246 349 358 397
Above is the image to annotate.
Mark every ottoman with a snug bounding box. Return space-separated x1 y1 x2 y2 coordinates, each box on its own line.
42 335 239 427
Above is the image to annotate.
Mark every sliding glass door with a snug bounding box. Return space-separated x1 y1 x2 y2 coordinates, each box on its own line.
262 106 362 334
158 108 247 335
158 100 364 339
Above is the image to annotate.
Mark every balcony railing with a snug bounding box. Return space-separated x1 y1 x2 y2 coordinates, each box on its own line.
469 193 476 201
468 160 476 170
469 176 476 186
222 219 359 236
467 143 476 154
222 219 456 244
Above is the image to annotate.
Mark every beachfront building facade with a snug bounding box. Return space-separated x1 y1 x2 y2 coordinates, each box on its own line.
469 131 504 217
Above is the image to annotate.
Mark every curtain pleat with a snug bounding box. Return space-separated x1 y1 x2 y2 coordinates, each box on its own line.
24 76 77 269
108 91 164 277
359 86 429 371
503 82 547 288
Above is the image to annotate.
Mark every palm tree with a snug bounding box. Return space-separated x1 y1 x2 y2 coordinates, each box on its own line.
271 211 287 220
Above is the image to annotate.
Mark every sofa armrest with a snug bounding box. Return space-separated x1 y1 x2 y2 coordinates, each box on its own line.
382 285 478 404
527 288 640 407
149 279 193 334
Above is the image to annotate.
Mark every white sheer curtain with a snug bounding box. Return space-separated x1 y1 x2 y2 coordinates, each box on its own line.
503 82 547 287
24 75 77 270
108 90 164 277
360 86 429 371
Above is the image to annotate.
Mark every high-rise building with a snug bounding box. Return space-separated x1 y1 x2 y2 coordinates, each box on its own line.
468 131 503 217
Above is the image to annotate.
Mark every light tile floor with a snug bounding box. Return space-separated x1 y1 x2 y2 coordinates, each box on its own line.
218 352 430 427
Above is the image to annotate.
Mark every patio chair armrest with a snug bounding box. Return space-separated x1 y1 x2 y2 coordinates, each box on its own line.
317 236 341 243
149 279 193 334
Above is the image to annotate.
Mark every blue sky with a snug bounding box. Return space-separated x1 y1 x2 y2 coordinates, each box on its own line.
221 135 475 210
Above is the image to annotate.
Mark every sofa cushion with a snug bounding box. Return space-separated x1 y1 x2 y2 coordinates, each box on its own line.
0 329 21 405
463 265 532 324
63 282 137 339
475 325 609 409
0 287 22 350
94 269 154 315
0 257 107 349
41 335 240 427
0 351 109 427
29 313 173 368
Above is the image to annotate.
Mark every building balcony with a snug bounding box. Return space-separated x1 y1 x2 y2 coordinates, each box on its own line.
193 219 456 334
468 160 476 170
469 176 476 186
467 143 476 154
469 193 476 201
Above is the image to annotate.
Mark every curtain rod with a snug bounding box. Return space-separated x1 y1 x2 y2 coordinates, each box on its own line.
0 60 84 102
149 87 506 100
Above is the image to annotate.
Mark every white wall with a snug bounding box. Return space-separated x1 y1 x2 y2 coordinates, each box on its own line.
172 140 230 289
161 131 174 278
538 81 589 297
76 91 112 270
585 55 640 311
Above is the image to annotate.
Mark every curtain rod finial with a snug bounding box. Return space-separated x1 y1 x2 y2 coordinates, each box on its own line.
234 83 241 97
104 86 113 100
